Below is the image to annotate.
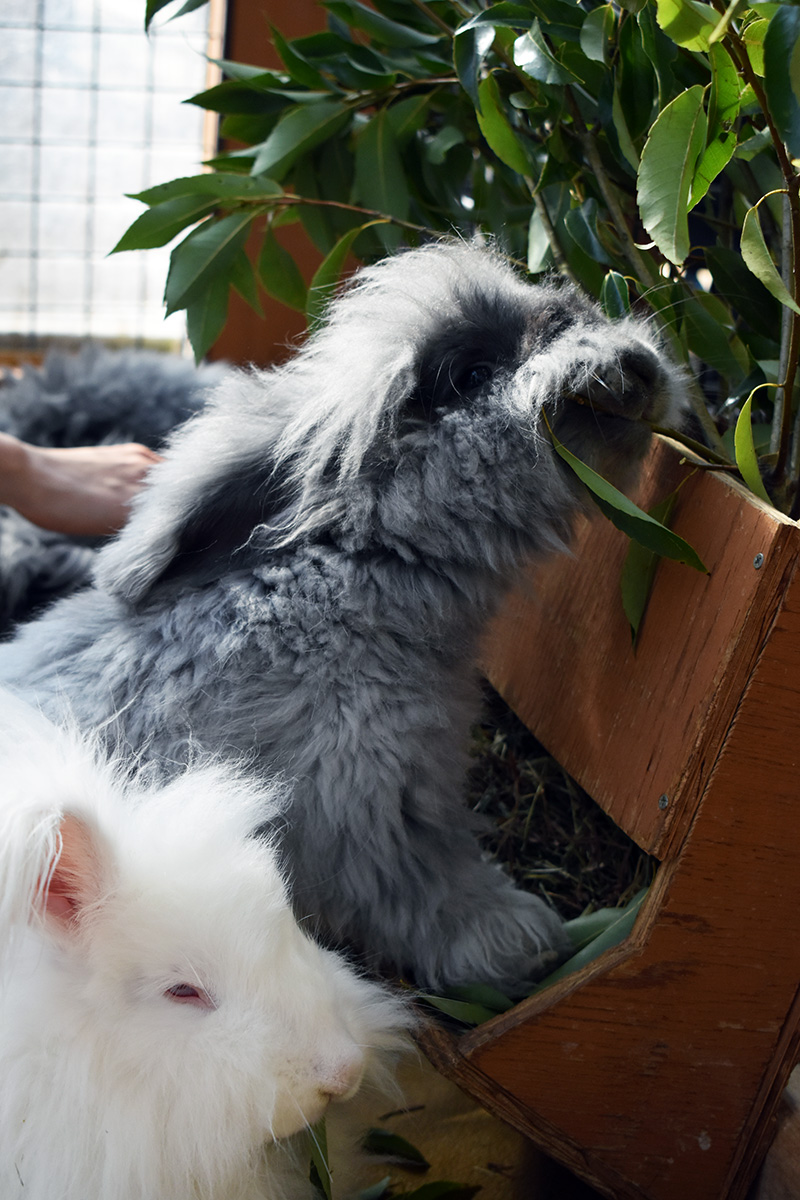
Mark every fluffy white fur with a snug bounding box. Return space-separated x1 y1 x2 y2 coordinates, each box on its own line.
0 689 410 1200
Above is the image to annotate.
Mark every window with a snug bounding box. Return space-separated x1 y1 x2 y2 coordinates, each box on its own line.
0 0 222 349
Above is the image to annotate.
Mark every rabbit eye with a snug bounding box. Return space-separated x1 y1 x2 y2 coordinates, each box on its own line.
407 355 497 426
165 983 215 1010
452 360 493 396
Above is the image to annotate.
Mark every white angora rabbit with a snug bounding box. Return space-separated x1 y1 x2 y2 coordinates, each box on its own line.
0 689 411 1200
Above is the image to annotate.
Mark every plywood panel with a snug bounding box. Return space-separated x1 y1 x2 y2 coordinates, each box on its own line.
423 447 800 1199
481 438 798 856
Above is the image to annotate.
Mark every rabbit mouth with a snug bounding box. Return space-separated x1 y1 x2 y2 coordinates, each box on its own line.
566 391 635 418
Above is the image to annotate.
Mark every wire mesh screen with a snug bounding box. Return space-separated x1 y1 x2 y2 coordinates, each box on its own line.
0 0 219 349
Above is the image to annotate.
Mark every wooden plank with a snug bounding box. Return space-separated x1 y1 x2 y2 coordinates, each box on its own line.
433 545 800 1199
481 438 798 856
206 0 323 368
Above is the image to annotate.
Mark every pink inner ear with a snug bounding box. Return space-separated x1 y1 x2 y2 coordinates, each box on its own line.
40 812 106 930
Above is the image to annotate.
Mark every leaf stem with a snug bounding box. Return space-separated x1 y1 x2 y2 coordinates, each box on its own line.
649 423 732 465
407 0 455 37
564 91 659 289
270 193 438 237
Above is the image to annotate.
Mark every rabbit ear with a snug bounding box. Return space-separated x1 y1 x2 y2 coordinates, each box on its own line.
94 390 296 603
39 811 113 933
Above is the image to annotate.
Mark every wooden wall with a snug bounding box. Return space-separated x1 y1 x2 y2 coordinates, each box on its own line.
208 0 326 367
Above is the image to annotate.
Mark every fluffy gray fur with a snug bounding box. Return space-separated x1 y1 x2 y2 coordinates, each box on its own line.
0 242 685 991
0 347 225 635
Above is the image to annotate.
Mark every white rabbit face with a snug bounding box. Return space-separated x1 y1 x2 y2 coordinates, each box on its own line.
71 827 377 1144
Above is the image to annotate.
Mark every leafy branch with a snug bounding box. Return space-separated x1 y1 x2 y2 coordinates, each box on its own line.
129 0 800 519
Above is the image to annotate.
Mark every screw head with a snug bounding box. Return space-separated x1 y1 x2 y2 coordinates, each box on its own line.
754 553 764 569
658 794 669 810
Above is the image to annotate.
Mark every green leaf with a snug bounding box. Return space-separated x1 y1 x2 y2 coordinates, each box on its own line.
144 0 195 31
546 417 708 573
743 17 769 77
741 194 800 316
164 211 254 315
362 1129 430 1168
637 85 707 265
527 207 555 274
734 125 772 163
421 994 499 1025
764 6 800 158
354 109 410 250
185 271 229 362
306 221 386 328
565 898 645 952
271 26 330 90
454 23 496 111
258 229 308 311
681 288 745 381
704 245 781 338
563 199 613 264
617 9 658 142
187 78 290 117
654 0 718 51
307 1119 333 1200
690 131 737 209
386 92 432 145
131 173 283 206
734 393 772 503
353 1177 392 1200
425 125 465 165
513 21 577 86
638 2 679 110
611 83 640 171
250 100 351 181
111 195 216 253
341 45 399 89
167 0 208 20
229 249 263 316
580 5 616 64
543 889 649 986
459 6 537 34
621 491 679 642
707 42 741 141
443 982 515 1012
600 271 631 319
476 74 531 176
292 157 336 254
207 58 274 82
323 0 441 47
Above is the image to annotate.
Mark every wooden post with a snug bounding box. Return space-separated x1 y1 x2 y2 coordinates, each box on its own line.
206 0 326 368
420 439 800 1200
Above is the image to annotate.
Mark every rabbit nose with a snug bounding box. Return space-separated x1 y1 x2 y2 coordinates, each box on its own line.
315 1048 365 1103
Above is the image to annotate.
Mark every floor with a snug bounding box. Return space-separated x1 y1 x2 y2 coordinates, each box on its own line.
338 1054 602 1200
339 1056 800 1200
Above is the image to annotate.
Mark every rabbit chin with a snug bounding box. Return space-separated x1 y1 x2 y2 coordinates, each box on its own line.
271 1096 329 1141
271 1044 369 1138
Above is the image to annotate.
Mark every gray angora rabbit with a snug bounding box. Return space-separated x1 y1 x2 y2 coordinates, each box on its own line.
0 241 685 991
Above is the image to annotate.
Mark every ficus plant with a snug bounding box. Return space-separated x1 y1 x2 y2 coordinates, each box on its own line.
126 0 800 633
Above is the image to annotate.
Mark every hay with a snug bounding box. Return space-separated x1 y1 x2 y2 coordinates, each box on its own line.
469 685 655 921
